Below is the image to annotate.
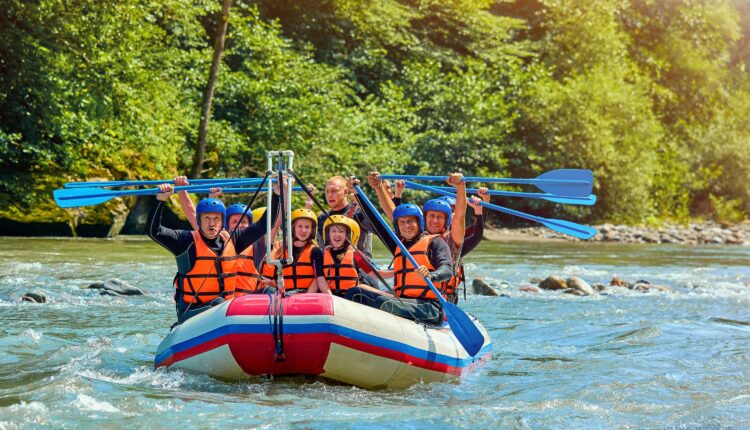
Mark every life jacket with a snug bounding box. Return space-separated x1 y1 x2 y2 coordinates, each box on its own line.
261 242 316 291
234 245 262 296
323 246 359 295
174 231 237 304
439 230 463 302
441 263 464 303
393 234 441 300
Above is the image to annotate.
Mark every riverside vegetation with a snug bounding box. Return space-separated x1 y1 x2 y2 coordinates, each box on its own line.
2 0 749 235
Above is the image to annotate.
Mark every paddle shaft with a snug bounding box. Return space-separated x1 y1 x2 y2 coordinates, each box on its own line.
380 174 589 185
404 181 596 239
423 185 595 205
64 178 263 188
56 179 265 201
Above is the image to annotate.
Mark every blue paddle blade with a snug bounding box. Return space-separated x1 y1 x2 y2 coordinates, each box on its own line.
535 169 593 197
443 301 485 356
540 218 598 239
54 188 116 208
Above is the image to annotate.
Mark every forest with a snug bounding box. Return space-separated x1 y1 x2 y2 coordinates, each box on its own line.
1 0 749 233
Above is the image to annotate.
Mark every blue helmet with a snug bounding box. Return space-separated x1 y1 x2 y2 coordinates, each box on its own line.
225 204 251 228
196 198 226 223
423 198 452 231
392 204 424 234
438 196 457 207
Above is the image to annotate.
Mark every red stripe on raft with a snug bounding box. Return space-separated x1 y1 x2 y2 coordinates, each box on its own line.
331 334 464 375
156 333 244 368
226 293 334 317
158 330 487 376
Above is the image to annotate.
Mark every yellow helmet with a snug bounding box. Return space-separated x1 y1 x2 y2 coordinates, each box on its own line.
252 207 266 222
323 215 360 246
291 208 318 233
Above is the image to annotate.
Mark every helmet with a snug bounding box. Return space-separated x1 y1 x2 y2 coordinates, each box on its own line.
225 204 251 228
323 215 360 246
252 207 266 222
291 208 318 233
392 204 424 234
423 198 452 231
438 196 457 207
196 198 226 222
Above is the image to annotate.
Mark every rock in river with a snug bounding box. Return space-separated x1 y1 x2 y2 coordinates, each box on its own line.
472 278 501 296
83 278 144 296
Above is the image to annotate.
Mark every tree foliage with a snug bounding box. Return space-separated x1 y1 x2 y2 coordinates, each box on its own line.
1 0 748 226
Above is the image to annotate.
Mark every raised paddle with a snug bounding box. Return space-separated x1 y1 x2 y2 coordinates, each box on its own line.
354 184 485 357
189 186 304 193
421 185 597 206
54 179 264 208
380 169 593 197
63 178 264 188
405 181 598 240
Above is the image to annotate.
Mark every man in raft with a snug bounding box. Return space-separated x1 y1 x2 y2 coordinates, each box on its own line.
344 187 454 325
260 208 329 294
148 180 282 324
317 176 376 258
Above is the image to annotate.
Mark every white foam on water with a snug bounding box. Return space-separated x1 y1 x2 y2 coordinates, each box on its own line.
75 393 121 413
21 329 42 342
76 366 187 391
0 401 50 429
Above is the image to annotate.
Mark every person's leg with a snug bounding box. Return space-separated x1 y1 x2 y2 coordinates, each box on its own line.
379 298 443 325
345 286 391 308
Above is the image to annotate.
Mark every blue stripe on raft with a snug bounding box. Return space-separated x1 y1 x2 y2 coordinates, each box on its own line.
154 322 491 369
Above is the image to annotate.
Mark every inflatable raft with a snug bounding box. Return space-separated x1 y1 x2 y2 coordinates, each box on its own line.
154 293 491 389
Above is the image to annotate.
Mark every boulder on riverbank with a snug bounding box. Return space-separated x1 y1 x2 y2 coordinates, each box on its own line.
483 220 750 245
82 279 143 296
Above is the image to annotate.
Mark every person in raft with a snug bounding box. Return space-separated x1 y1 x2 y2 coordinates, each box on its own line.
368 172 489 304
321 215 389 298
171 176 284 297
147 179 282 324
260 208 329 295
344 194 453 325
316 176 376 259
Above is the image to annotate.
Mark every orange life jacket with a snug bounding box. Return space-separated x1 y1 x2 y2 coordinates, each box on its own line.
393 234 441 299
437 231 464 302
234 245 262 296
174 231 237 304
441 264 464 296
323 246 359 295
261 242 316 291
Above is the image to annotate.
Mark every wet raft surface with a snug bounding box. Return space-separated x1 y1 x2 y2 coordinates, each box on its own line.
1 237 749 428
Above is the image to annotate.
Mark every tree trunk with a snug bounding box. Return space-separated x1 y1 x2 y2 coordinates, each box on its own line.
191 0 233 179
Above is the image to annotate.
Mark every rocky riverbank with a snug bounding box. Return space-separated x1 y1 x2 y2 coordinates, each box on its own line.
484 220 750 245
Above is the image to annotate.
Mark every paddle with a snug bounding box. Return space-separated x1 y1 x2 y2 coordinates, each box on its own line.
63 178 263 188
189 186 304 193
54 179 264 208
380 169 593 197
354 184 485 357
405 181 598 240
421 185 597 206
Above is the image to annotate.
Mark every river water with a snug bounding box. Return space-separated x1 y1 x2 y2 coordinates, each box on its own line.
1 237 749 429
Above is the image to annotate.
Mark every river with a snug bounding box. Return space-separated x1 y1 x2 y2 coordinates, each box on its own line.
1 237 749 428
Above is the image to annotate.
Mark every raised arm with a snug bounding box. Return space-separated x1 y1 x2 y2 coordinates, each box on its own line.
447 172 466 247
367 171 396 220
